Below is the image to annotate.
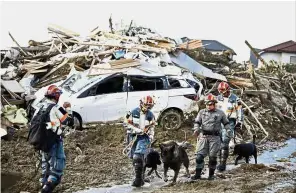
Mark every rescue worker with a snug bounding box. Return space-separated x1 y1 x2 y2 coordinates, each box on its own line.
36 85 73 193
216 82 244 172
191 94 232 180
123 95 156 187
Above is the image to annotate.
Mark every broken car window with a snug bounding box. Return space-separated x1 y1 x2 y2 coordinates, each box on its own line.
129 76 164 91
186 79 200 92
61 73 102 94
168 78 190 89
95 76 124 95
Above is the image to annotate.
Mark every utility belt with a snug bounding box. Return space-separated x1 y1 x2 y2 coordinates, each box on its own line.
202 130 220 136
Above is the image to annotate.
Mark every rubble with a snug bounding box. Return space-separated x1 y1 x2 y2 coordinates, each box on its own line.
1 18 296 142
182 39 296 141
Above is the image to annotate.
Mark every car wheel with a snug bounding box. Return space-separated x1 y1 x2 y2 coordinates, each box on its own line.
160 110 183 130
73 113 83 131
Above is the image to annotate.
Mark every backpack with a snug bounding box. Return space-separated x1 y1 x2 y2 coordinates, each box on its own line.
27 103 59 152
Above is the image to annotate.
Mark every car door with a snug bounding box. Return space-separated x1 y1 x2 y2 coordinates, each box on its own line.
77 74 128 123
167 76 197 110
126 76 168 119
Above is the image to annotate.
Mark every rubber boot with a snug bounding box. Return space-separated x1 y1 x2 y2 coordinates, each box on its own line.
217 149 229 172
217 161 226 172
132 159 144 187
39 173 49 187
208 168 215 180
41 180 58 193
132 166 144 187
191 168 202 180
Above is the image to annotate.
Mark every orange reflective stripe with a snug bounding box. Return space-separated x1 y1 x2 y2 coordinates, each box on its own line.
59 113 68 122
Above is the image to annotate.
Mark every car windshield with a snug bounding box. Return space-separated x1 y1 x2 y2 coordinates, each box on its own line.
61 73 102 94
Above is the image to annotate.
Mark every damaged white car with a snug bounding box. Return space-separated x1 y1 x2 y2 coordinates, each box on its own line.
31 67 201 130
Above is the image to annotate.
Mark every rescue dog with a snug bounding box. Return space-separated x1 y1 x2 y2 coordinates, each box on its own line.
144 148 162 179
233 135 257 165
159 140 190 183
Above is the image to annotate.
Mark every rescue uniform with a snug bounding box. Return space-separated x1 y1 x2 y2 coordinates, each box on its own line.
123 107 155 187
34 99 73 190
216 92 243 171
193 108 231 179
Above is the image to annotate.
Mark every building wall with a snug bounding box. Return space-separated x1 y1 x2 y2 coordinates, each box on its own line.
258 52 296 68
282 53 296 64
258 52 281 68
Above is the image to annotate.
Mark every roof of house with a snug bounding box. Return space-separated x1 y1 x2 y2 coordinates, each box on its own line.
177 39 236 55
263 40 296 53
201 40 235 53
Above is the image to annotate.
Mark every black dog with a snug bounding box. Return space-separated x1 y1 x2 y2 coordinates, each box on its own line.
144 148 162 179
233 135 257 165
159 140 190 183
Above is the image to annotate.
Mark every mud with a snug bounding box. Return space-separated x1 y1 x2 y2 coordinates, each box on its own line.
1 125 296 193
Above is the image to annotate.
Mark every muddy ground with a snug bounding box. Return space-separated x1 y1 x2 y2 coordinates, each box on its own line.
1 125 296 193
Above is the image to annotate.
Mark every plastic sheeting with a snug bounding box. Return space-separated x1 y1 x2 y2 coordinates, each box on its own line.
1 105 28 125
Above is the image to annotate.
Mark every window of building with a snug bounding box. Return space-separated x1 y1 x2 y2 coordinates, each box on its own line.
290 56 296 64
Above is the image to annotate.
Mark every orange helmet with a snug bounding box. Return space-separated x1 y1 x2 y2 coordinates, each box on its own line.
218 82 230 94
204 93 217 105
45 85 62 101
140 95 155 112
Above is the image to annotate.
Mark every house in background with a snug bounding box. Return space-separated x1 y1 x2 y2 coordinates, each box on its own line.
178 37 236 60
250 40 296 68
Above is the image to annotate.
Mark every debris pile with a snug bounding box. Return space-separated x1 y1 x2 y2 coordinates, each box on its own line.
1 21 180 109
1 18 296 142
180 38 296 141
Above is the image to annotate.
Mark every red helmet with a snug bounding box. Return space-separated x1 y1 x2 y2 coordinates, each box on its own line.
45 85 62 101
140 95 155 112
204 93 217 104
218 82 230 94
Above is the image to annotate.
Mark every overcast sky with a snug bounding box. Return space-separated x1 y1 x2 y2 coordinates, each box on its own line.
1 1 295 62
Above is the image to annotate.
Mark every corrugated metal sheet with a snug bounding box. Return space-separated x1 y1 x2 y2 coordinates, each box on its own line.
169 51 227 81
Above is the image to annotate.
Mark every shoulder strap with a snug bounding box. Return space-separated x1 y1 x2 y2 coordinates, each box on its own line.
45 103 56 114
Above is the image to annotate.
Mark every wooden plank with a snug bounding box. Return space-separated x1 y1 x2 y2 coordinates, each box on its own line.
40 58 69 81
245 40 268 67
12 46 50 52
48 24 80 38
8 32 28 56
87 59 96 76
93 62 140 69
1 80 25 93
74 64 85 71
6 99 25 105
63 39 167 54
111 62 140 69
109 59 134 66
30 69 48 74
